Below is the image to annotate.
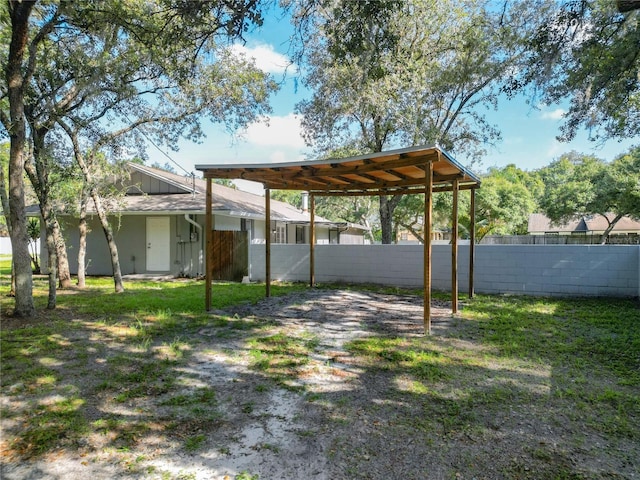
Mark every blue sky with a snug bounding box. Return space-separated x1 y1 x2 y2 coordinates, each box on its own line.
145 13 638 193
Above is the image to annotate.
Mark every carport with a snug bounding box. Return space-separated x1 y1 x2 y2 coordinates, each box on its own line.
196 145 481 334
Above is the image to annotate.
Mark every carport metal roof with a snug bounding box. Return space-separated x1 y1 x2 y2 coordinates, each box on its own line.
197 145 481 334
197 145 480 194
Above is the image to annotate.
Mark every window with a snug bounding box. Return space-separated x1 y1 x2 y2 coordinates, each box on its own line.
273 223 286 244
296 225 306 244
329 229 339 244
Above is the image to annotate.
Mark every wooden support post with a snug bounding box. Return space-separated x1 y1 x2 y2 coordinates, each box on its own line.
265 188 271 297
424 160 433 335
469 188 476 298
205 178 213 311
309 193 315 287
451 178 459 314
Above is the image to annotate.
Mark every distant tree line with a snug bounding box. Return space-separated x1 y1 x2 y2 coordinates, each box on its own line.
273 145 640 245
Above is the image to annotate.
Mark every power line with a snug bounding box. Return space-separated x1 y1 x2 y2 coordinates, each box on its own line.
139 128 193 177
121 112 194 177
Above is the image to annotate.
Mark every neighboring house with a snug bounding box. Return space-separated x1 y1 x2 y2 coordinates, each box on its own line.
528 213 640 239
30 162 367 278
396 226 452 244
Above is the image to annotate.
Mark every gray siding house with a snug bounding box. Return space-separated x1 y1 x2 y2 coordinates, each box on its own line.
33 163 367 278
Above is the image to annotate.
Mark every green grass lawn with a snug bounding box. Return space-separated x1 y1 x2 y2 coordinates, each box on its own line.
1 273 638 479
0 254 11 276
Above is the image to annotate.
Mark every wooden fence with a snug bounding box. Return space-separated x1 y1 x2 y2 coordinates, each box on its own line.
481 234 640 245
210 230 248 281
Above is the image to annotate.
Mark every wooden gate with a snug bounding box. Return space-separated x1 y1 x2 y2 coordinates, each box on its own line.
211 230 249 281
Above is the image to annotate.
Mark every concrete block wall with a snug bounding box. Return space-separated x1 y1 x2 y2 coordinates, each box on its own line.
474 245 638 297
249 244 639 298
0 237 40 256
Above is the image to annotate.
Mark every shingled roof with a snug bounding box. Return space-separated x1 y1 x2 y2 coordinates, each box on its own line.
27 162 362 227
125 163 319 222
528 213 640 234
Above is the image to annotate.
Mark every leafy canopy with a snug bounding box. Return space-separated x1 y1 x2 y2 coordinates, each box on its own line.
514 0 640 142
296 0 543 163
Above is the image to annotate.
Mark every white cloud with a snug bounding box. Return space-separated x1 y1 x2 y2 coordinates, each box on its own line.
229 43 294 74
244 114 307 149
546 139 564 159
540 108 566 120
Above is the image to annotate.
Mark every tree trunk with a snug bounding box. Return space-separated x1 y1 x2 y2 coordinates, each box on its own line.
24 147 71 304
28 240 40 273
26 125 73 291
599 213 624 244
54 224 72 288
400 221 425 244
379 194 404 244
45 224 57 309
90 187 125 292
77 189 88 288
6 1 36 316
0 157 16 297
36 202 59 307
10 259 16 297
32 204 71 292
359 215 376 244
380 196 393 244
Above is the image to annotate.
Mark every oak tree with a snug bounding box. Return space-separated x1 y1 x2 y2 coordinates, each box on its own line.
538 147 640 243
515 0 640 142
1 0 276 308
2 0 36 316
295 0 544 243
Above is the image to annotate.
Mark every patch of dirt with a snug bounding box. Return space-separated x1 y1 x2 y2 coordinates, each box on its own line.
2 289 638 479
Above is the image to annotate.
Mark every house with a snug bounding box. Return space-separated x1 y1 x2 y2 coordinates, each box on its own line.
528 213 640 239
396 226 452 244
32 162 367 278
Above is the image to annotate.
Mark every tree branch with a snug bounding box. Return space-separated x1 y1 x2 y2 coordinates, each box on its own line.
26 6 61 88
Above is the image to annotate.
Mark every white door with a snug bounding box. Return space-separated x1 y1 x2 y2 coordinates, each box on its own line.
146 217 170 271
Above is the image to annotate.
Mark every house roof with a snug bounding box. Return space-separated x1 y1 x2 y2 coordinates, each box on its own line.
27 162 365 229
528 213 640 234
583 214 640 232
195 145 480 195
528 213 584 233
126 162 207 194
125 163 353 225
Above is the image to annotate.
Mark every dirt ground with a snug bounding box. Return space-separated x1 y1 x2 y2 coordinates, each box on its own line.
1 289 638 479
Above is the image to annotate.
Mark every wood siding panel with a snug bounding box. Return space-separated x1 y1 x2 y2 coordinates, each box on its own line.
211 230 248 281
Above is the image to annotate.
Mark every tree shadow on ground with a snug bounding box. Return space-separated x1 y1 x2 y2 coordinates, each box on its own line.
0 281 317 479
222 289 640 480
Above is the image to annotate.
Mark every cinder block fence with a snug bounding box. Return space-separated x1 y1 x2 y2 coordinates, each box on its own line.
249 244 640 298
